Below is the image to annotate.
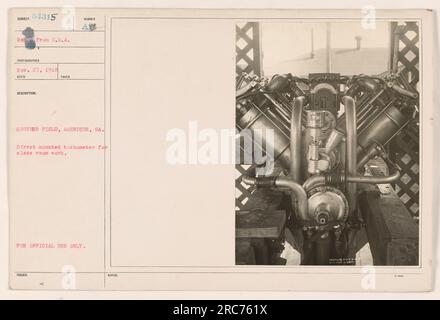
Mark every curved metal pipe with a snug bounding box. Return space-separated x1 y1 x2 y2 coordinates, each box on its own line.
302 162 400 194
241 175 257 186
302 169 401 192
303 175 325 192
347 171 400 184
291 96 305 182
342 95 357 217
240 174 308 221
275 177 308 221
348 160 401 183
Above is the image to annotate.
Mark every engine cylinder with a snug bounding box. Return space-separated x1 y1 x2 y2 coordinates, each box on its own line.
357 104 408 150
237 104 291 168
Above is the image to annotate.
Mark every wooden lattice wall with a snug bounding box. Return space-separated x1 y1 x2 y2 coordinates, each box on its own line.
235 22 262 210
389 21 420 219
236 22 262 77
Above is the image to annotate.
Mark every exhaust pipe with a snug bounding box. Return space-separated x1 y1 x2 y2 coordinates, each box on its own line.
241 175 309 222
291 96 306 182
342 96 357 218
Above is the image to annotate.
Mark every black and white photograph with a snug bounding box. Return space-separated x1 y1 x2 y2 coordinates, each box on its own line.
235 21 420 266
